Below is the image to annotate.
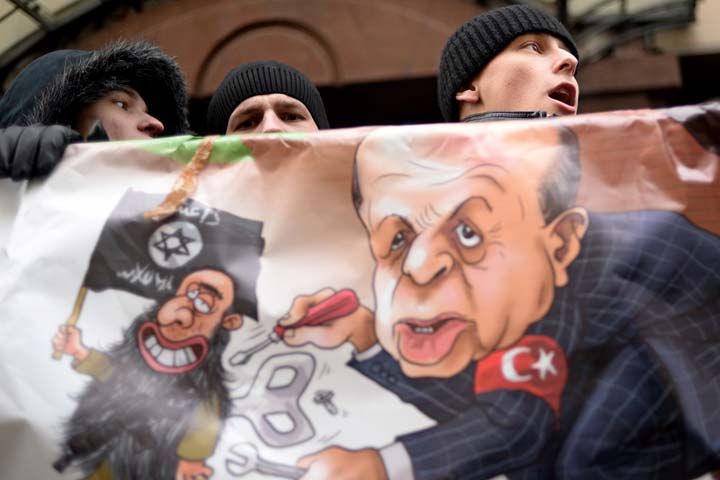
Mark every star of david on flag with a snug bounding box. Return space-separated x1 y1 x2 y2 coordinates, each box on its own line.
81 189 265 319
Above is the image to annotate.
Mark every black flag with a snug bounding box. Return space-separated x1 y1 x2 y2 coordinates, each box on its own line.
82 189 265 319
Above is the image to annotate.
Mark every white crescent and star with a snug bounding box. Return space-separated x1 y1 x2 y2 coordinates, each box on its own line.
502 346 533 382
501 346 558 382
531 348 558 380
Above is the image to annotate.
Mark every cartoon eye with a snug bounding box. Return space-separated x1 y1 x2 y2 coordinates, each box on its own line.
187 288 199 299
390 232 406 251
455 222 482 248
193 297 211 314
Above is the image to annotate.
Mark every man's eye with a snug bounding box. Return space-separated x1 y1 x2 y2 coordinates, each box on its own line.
522 42 541 53
187 288 199 299
390 232 406 251
282 113 303 121
236 118 259 130
238 121 256 129
112 100 127 109
193 297 211 314
455 222 482 248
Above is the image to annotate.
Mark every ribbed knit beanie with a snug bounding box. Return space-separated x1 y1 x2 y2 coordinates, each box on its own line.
207 60 329 133
437 4 579 122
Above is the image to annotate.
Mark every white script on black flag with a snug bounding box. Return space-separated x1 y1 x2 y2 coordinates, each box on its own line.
82 189 265 319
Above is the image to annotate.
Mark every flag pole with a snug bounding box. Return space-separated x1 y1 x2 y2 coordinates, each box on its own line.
53 287 88 360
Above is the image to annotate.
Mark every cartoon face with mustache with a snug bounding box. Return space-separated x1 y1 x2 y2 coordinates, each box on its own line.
355 126 586 378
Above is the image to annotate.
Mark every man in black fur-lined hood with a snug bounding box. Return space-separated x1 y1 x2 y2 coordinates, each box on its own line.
0 40 189 179
0 39 188 135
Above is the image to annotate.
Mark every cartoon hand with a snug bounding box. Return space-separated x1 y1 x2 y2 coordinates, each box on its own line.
175 459 213 480
52 325 89 362
280 288 377 353
298 446 388 480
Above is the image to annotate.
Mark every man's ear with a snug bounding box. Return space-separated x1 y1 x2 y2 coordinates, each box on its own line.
545 207 589 287
222 313 244 331
455 82 481 104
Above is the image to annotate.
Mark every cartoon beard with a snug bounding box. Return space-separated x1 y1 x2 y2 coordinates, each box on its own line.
54 304 231 479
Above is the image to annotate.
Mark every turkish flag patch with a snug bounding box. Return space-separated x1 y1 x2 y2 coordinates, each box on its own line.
474 335 567 416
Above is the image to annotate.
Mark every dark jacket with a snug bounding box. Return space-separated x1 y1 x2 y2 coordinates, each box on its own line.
462 111 550 122
351 211 720 479
0 41 189 180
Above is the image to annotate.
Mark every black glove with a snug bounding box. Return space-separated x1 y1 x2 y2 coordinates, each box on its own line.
85 121 109 142
0 125 82 181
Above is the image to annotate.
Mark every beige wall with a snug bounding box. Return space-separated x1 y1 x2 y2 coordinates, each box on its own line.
567 0 720 55
656 0 720 54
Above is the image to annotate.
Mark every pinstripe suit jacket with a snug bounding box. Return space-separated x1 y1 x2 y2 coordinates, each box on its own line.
351 211 720 480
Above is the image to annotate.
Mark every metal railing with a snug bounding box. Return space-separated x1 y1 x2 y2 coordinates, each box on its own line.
477 0 698 63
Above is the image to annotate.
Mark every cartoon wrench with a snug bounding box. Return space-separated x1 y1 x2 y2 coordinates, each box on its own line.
226 442 305 479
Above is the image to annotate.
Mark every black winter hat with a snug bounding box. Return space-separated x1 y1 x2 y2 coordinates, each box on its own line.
206 60 329 134
438 4 579 122
0 40 189 135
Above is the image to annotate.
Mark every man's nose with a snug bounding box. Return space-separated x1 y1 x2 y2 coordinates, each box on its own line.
258 111 287 134
553 49 578 76
157 299 194 328
139 113 164 137
402 233 454 285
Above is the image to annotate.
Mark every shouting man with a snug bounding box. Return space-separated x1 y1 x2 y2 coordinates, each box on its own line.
437 4 580 123
52 268 244 480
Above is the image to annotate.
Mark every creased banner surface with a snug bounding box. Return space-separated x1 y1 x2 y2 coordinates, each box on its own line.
1 104 719 480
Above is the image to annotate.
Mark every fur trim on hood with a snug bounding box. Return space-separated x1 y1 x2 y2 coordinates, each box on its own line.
0 41 189 135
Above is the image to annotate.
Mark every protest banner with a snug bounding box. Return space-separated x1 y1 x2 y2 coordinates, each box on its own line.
1 104 718 479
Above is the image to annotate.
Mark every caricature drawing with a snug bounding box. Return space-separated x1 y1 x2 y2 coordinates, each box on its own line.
280 124 720 479
53 268 245 479
50 191 266 480
230 352 316 448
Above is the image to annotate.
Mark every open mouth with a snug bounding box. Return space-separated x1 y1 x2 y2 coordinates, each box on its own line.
137 322 208 374
548 83 577 113
396 315 469 365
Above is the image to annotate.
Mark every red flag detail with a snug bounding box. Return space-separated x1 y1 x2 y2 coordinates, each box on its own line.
474 335 568 416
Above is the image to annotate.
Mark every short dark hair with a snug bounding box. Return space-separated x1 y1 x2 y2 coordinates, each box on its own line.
538 126 581 223
351 125 581 225
351 152 363 213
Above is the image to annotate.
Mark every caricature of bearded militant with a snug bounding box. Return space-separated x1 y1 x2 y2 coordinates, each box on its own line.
281 124 720 480
52 269 244 480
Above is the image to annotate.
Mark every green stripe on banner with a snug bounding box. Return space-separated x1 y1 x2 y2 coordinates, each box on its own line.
116 134 259 164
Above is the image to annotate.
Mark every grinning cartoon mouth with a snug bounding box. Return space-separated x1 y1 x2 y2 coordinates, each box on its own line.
137 322 208 374
548 83 577 113
395 315 470 365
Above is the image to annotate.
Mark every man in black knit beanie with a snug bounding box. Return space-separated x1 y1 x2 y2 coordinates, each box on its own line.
437 4 580 122
206 60 329 134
